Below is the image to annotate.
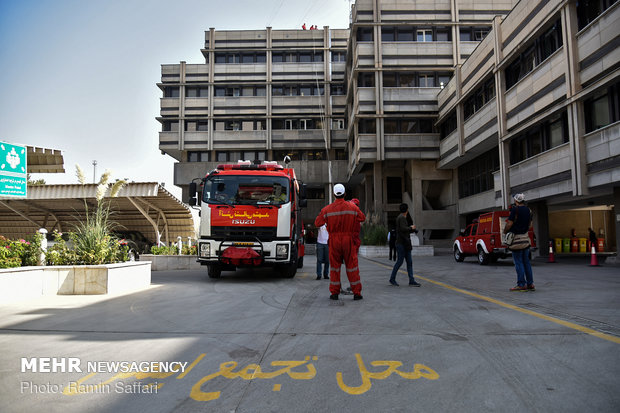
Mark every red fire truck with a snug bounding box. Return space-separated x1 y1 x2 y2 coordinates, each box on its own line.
453 210 537 265
188 160 307 278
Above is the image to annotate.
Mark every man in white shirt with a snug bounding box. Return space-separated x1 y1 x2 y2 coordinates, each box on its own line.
316 224 329 280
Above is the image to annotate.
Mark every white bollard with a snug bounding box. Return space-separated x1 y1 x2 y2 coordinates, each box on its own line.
38 228 48 266
177 236 182 255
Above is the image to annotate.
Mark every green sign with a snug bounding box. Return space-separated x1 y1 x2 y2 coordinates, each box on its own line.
0 141 27 198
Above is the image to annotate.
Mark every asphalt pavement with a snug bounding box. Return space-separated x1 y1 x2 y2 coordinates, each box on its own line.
0 251 618 413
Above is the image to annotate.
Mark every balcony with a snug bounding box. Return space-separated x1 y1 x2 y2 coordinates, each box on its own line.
463 98 498 153
271 129 327 149
505 50 566 129
384 134 440 159
212 96 266 115
381 42 454 66
271 63 324 81
383 87 439 112
212 130 267 149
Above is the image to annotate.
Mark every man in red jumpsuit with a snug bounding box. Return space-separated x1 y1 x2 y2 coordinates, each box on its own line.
315 184 366 301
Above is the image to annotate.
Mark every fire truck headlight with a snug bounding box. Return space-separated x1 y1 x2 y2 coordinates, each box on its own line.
199 243 210 257
276 244 288 259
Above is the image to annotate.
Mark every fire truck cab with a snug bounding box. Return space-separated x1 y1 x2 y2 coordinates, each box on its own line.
187 160 306 278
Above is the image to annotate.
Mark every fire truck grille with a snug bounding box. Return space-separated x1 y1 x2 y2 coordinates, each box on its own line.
211 226 278 242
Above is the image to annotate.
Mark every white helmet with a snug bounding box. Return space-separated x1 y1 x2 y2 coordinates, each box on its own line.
333 183 345 196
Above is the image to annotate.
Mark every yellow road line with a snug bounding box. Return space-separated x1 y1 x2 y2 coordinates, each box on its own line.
373 261 620 344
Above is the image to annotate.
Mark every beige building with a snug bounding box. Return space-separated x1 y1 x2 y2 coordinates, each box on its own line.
158 27 351 221
437 0 620 252
158 0 619 253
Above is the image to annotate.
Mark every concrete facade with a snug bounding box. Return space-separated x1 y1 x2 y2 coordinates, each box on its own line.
437 0 620 253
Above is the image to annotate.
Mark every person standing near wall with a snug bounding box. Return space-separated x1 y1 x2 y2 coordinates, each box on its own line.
316 224 329 280
389 203 421 287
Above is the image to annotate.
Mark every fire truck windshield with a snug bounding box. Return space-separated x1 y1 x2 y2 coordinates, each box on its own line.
203 175 290 206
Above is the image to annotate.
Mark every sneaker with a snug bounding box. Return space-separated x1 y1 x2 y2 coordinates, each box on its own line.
316 276 322 280
330 294 339 300
409 281 421 287
353 294 363 300
527 284 536 291
389 280 399 286
323 276 329 279
510 285 527 292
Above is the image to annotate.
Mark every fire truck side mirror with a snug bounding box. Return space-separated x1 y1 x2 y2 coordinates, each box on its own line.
298 183 307 208
188 182 198 206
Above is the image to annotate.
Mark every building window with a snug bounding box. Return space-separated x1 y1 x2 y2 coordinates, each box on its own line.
331 85 345 95
332 119 345 130
358 72 375 87
358 118 376 133
439 110 457 140
397 27 415 41
381 27 396 42
306 150 326 160
460 26 491 41
435 28 451 41
185 121 209 131
458 148 500 198
164 87 179 98
505 19 563 90
509 111 569 164
463 77 496 120
417 29 432 42
331 51 346 62
418 73 435 87
274 150 301 161
272 51 323 63
578 0 619 30
241 151 266 161
383 118 436 133
186 87 209 97
162 120 178 132
357 27 373 41
584 82 620 133
188 151 209 162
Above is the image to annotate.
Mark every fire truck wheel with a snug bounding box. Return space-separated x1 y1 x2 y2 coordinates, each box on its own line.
207 265 222 278
477 247 490 265
454 247 465 262
279 262 297 278
297 256 304 268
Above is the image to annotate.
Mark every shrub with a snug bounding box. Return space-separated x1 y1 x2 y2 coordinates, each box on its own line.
150 245 178 255
361 223 388 246
0 234 43 268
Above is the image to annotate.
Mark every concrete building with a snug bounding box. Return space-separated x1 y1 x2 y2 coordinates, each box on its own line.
437 0 620 253
343 0 518 243
158 0 619 253
158 27 351 221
